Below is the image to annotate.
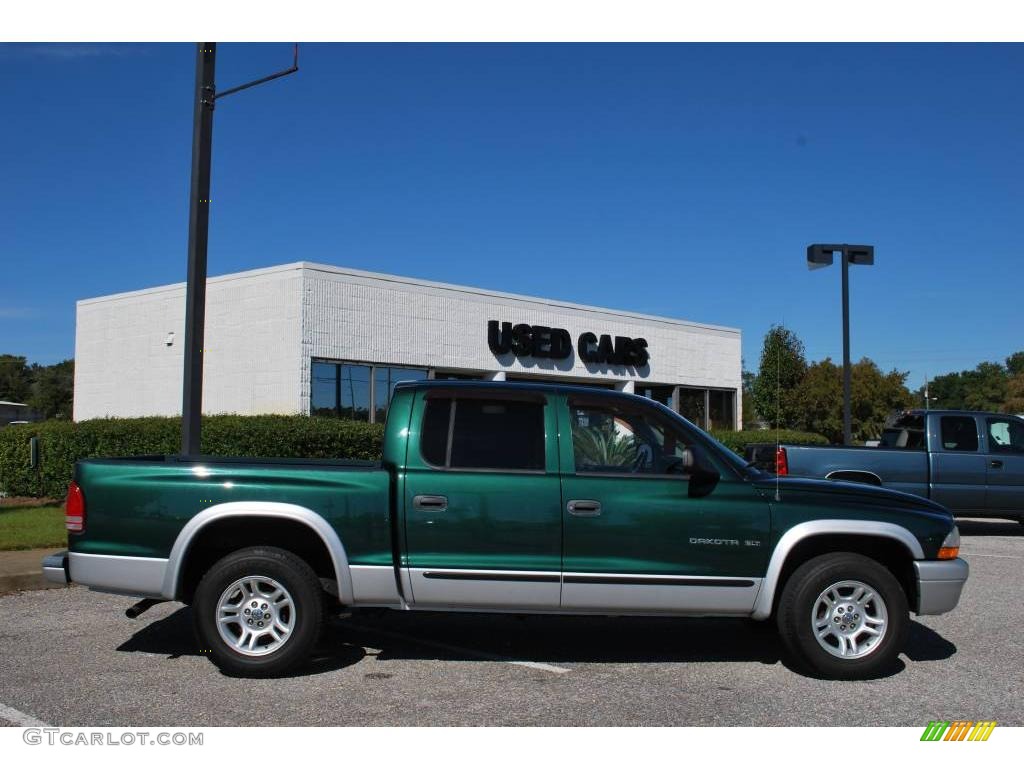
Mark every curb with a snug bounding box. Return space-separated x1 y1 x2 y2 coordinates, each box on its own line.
0 572 69 595
0 548 69 596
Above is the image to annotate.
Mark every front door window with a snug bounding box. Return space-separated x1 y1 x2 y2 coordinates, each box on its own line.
570 403 690 476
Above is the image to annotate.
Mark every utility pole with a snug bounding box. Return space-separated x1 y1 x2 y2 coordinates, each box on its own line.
181 43 216 457
840 248 851 444
179 43 299 456
924 376 935 410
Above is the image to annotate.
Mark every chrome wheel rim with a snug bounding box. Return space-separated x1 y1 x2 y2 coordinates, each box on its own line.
811 579 888 660
215 576 295 657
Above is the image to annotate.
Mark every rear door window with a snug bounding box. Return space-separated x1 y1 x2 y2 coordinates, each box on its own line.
879 414 926 449
940 416 979 452
421 396 546 471
987 418 1024 453
420 398 452 466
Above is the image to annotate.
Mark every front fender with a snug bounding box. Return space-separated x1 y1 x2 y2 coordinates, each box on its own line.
750 519 923 620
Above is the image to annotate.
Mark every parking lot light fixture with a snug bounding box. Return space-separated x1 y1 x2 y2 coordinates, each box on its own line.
807 243 875 445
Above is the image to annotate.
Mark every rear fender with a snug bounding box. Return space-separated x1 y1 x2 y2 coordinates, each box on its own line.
161 501 354 603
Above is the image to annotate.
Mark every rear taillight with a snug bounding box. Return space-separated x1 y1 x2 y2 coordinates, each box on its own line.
66 481 85 533
775 446 789 476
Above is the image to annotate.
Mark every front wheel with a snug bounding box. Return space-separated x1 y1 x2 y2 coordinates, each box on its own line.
776 552 908 679
193 546 324 677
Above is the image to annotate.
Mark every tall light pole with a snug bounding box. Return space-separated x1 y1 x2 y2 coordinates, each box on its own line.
180 43 298 456
807 243 875 446
181 44 216 458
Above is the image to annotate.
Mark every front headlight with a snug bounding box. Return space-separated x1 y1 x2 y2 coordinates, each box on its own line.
937 526 960 560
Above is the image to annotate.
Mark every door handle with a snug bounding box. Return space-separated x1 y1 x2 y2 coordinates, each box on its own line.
413 494 448 511
567 499 602 517
990 459 1004 469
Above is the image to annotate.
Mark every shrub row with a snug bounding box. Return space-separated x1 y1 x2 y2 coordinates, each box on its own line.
708 428 829 455
0 415 827 500
0 416 386 500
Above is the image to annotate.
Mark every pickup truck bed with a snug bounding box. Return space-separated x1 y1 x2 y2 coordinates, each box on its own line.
70 455 393 603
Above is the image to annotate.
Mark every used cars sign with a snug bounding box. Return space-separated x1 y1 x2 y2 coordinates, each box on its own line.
487 320 649 366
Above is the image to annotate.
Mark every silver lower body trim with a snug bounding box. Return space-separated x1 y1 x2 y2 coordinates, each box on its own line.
407 567 561 609
68 552 169 598
349 564 402 605
914 558 969 615
561 572 761 614
404 567 761 615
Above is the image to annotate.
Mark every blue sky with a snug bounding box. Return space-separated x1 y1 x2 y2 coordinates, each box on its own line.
1 42 1021 388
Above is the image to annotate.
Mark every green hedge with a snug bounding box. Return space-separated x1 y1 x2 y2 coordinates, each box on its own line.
709 428 829 455
0 416 827 500
0 416 385 501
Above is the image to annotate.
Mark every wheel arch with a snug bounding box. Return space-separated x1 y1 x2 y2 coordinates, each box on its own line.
825 470 884 486
751 520 923 620
161 501 354 604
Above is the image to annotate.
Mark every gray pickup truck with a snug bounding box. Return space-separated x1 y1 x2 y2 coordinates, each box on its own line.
762 410 1024 522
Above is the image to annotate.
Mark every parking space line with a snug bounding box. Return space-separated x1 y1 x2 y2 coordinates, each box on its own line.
346 623 571 675
0 702 49 727
962 552 1024 559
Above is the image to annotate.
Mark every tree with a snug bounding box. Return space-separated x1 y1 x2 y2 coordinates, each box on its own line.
0 354 32 403
1004 373 1024 415
793 358 843 442
849 358 915 442
29 359 74 419
796 357 913 443
920 353 1023 413
1006 351 1024 377
961 362 1007 413
752 325 807 429
741 363 757 427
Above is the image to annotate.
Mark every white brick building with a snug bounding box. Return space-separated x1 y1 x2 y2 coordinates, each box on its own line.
74 262 742 429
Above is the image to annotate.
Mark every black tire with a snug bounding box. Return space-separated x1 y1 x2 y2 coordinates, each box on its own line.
776 552 908 680
193 546 324 677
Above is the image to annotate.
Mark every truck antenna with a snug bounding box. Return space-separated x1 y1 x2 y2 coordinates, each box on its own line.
775 341 782 502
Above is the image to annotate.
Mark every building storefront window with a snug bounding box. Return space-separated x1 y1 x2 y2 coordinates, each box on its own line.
432 371 485 381
637 385 675 408
670 387 736 431
374 365 429 422
708 389 736 431
677 387 707 428
311 360 426 422
312 358 736 430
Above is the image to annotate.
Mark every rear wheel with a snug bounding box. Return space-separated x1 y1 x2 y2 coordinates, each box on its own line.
193 546 323 677
777 552 908 679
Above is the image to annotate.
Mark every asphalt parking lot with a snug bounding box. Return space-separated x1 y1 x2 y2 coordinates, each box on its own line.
1 518 1021 727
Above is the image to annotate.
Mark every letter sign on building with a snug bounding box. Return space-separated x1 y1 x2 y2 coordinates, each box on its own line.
488 321 648 367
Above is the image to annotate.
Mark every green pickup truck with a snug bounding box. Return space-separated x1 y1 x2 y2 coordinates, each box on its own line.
43 381 968 679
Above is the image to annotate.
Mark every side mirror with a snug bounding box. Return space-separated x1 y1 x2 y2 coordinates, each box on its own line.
683 446 721 498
